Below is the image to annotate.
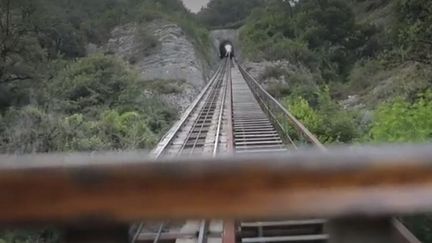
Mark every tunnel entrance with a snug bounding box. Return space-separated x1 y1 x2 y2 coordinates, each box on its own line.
219 40 235 59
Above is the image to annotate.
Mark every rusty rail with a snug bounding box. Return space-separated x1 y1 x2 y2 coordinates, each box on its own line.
0 145 431 226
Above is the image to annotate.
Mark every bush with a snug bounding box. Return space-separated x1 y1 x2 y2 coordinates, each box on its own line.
0 229 60 243
368 92 432 143
267 39 318 68
283 88 358 144
47 54 137 114
284 97 322 134
267 83 291 99
0 54 178 154
348 59 385 93
394 0 432 64
260 66 285 80
0 106 60 153
367 91 432 243
142 80 185 94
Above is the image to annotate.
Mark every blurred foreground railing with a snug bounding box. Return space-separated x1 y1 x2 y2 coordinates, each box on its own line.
0 145 429 242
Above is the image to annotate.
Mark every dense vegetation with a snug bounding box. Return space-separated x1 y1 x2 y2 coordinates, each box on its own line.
241 0 380 80
0 0 210 153
0 0 431 241
238 0 432 145
238 0 432 240
0 0 212 240
197 0 265 28
0 0 205 240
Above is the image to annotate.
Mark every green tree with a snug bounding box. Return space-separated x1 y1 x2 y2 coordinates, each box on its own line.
198 0 265 27
240 0 379 80
395 0 432 64
47 54 137 114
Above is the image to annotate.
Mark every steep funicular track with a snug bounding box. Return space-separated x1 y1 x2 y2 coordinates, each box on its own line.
131 57 419 243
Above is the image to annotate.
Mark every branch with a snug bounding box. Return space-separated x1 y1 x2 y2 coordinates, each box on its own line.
5 0 10 37
1 75 31 83
418 39 432 46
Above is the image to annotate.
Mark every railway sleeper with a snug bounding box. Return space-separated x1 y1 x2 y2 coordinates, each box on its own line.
240 234 328 243
234 125 275 129
235 134 281 138
235 141 284 146
183 143 205 149
235 145 286 150
235 148 287 154
234 137 282 142
234 128 277 132
234 120 273 124
234 131 279 136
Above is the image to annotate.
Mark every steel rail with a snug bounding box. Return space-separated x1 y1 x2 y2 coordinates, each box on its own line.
213 60 230 156
222 59 236 243
153 223 164 243
180 61 226 154
152 62 225 158
145 59 230 243
236 62 325 150
132 60 227 243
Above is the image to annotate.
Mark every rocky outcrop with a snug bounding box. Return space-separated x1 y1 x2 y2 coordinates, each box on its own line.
243 60 319 90
103 20 210 110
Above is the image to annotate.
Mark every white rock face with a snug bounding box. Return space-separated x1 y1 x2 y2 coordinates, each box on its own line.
243 60 317 87
104 20 210 110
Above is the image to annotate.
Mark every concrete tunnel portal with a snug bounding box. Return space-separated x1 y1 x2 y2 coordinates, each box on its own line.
219 40 235 58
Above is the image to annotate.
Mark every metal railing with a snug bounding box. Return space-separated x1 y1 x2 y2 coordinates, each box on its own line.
0 145 429 242
237 63 325 150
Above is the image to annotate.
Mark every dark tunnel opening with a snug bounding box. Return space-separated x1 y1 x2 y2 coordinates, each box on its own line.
219 40 235 59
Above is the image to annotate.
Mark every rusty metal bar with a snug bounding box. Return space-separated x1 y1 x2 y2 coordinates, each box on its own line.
223 221 237 243
0 145 432 226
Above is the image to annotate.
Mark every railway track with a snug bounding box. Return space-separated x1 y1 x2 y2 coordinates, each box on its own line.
129 57 420 243
131 58 329 243
131 59 231 243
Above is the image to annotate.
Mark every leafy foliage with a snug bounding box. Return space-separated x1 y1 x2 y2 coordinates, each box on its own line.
366 91 432 243
0 229 60 243
47 54 135 113
369 92 432 143
283 88 358 144
395 0 432 64
0 0 209 110
197 0 265 27
240 0 380 80
0 54 177 154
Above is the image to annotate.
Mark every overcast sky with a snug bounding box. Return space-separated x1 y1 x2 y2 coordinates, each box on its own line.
182 0 210 13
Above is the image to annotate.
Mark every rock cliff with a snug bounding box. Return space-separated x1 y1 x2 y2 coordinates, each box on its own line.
102 20 211 110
